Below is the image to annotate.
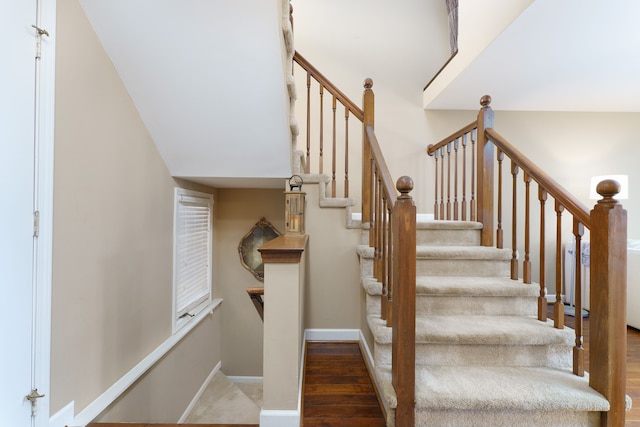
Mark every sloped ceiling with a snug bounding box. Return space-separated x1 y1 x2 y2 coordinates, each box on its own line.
425 0 640 112
79 0 291 188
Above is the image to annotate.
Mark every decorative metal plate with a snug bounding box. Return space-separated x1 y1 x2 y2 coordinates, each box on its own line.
238 217 281 282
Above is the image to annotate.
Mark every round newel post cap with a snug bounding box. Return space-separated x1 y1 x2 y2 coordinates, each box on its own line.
597 179 621 204
396 176 414 197
480 95 492 108
364 78 373 89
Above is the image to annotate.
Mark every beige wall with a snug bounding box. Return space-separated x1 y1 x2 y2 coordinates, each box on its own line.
215 188 285 376
94 311 222 422
51 0 219 418
215 185 363 376
303 185 362 329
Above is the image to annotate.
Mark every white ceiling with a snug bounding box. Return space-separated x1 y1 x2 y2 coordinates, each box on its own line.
425 0 640 112
76 0 640 192
79 0 292 188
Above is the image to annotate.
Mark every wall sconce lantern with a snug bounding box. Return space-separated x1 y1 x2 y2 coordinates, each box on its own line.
285 175 305 235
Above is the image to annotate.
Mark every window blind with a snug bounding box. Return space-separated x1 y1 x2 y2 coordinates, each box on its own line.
174 191 212 321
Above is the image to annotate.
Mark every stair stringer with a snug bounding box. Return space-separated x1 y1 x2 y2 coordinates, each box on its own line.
291 149 362 229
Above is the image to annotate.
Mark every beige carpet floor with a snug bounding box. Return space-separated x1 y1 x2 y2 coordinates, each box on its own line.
185 372 263 424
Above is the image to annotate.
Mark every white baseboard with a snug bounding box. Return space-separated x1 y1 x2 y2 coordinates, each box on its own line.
227 375 263 384
304 328 360 341
50 401 74 427
178 361 221 422
259 409 300 427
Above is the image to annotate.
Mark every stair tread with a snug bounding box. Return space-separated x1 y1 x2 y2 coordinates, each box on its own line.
363 276 538 297
416 245 512 260
416 220 482 230
369 315 574 346
376 365 609 412
416 276 539 296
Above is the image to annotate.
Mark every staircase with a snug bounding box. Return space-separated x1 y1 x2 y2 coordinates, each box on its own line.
358 220 610 426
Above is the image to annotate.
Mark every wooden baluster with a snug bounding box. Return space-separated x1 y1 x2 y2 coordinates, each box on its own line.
344 106 349 197
523 172 532 284
377 176 383 282
510 161 519 280
538 188 548 321
386 206 394 328
446 142 452 219
433 147 439 219
573 219 585 377
496 148 504 248
440 147 445 220
374 172 381 281
461 133 468 221
306 72 311 173
381 196 388 321
470 128 477 222
554 201 565 329
319 85 324 174
589 179 627 427
392 176 416 427
331 96 337 197
454 138 459 220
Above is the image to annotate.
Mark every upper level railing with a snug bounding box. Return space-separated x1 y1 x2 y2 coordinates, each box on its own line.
293 52 363 198
427 95 628 427
294 54 417 427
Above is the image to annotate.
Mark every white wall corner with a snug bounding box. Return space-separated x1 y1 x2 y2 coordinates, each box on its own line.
259 409 300 427
49 401 74 427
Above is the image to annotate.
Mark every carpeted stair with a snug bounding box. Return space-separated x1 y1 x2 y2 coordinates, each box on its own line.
357 219 610 426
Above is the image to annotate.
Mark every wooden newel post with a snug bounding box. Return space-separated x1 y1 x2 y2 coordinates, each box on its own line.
477 95 495 246
589 179 627 427
392 176 416 427
362 78 374 245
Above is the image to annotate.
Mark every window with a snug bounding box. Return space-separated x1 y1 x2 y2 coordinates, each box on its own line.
173 188 213 332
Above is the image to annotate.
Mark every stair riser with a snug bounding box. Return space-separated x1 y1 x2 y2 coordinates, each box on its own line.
367 294 537 317
417 259 510 277
412 409 600 427
374 342 572 369
417 229 480 246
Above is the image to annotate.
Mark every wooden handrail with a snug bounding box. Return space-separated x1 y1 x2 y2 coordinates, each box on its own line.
425 95 627 426
485 128 590 228
294 52 364 121
366 125 397 207
361 79 416 427
427 120 476 156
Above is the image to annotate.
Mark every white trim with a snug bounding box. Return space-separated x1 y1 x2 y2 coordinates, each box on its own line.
49 401 74 427
259 409 300 427
358 330 376 370
227 375 264 384
34 1 56 426
172 187 214 334
178 361 221 423
71 299 222 426
304 328 361 341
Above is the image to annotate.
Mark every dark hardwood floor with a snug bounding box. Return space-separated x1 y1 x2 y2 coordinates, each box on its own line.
90 317 640 426
548 305 640 426
302 341 386 427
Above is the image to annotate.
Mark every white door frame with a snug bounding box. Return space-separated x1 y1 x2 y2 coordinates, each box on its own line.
34 0 56 425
